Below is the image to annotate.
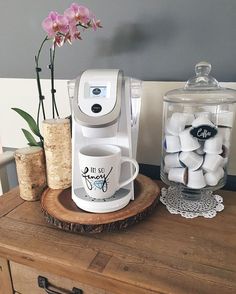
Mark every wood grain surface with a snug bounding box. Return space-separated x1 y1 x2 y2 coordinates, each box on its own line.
41 174 160 233
0 181 235 294
0 187 24 218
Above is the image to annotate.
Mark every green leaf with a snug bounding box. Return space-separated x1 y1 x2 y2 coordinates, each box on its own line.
21 128 40 147
28 142 43 147
12 108 42 138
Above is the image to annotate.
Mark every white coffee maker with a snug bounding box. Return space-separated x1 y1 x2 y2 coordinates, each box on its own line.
68 69 142 213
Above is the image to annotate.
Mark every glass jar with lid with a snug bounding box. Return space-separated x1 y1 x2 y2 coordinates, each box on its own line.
161 61 236 216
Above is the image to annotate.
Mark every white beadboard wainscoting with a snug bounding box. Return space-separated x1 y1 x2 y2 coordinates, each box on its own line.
1 78 236 177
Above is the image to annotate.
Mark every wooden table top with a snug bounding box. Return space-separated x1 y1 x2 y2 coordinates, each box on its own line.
0 181 235 294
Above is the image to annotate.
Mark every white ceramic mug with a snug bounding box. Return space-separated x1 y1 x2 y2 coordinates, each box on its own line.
78 144 139 199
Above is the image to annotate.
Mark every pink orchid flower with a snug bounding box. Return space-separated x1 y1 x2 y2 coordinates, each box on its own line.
54 34 65 47
65 26 82 44
64 3 91 25
42 11 69 37
91 18 102 31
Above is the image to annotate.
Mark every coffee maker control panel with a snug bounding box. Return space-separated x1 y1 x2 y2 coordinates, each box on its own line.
78 70 119 117
90 86 108 98
72 69 122 132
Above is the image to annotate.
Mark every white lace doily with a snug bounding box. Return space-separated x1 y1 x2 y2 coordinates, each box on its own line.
160 186 224 218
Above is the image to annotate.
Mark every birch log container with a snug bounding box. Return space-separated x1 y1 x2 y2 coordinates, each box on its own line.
42 118 72 189
14 146 47 201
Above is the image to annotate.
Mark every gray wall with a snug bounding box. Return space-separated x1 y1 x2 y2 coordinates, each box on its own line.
1 0 236 81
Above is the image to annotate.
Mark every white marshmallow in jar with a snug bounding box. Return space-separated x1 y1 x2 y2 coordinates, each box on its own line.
161 62 236 200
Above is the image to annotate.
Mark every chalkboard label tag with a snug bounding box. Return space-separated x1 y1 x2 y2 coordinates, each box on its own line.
190 125 217 140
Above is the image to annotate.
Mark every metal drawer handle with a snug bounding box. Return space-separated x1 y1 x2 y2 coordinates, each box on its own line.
38 275 83 294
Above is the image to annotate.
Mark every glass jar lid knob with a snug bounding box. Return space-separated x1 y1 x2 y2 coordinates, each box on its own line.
185 61 219 89
195 61 211 76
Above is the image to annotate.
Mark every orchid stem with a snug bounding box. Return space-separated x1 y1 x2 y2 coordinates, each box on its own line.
36 102 44 146
35 36 49 128
49 47 59 119
36 36 49 61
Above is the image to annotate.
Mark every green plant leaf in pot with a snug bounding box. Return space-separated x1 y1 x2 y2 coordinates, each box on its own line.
21 128 41 147
12 108 43 139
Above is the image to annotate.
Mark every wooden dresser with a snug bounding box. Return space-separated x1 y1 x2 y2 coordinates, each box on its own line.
0 182 235 294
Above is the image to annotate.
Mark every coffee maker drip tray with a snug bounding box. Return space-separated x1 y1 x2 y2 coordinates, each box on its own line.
72 188 131 213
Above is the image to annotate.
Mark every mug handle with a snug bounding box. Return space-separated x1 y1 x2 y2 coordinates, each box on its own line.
118 157 139 189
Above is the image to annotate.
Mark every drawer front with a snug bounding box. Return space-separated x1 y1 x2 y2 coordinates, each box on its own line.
10 262 108 294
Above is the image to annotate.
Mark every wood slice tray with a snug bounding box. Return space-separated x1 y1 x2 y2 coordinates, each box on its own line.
41 174 160 233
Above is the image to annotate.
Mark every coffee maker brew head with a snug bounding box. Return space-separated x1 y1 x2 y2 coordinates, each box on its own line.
71 69 123 138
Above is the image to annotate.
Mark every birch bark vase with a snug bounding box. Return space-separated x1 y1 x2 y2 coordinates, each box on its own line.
42 118 72 189
14 146 47 201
